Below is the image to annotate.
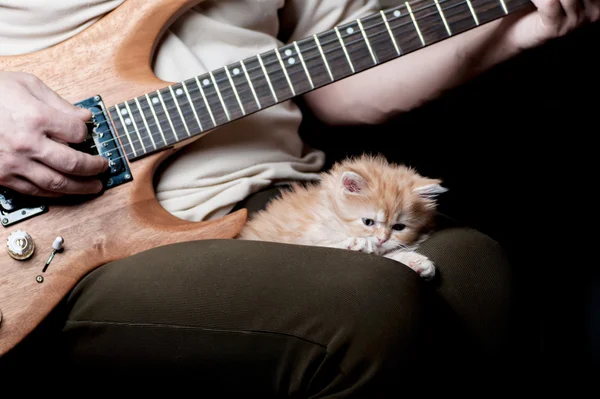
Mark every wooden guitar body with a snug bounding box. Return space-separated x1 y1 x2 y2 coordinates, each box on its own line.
0 0 247 356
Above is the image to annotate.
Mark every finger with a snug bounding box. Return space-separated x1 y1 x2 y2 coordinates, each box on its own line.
531 0 564 26
559 0 584 24
582 0 600 20
19 74 92 121
28 101 90 144
1 176 62 198
35 138 108 177
21 160 104 195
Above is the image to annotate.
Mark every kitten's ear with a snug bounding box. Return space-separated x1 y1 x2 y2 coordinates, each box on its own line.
341 171 367 194
413 180 448 199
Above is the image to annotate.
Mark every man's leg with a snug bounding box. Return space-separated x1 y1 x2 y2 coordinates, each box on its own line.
60 239 428 396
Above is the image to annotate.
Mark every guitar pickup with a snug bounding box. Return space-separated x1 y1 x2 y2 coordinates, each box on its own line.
73 95 133 189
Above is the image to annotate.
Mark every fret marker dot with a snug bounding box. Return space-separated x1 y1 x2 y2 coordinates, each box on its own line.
203 79 210 86
232 68 240 75
120 108 128 116
393 10 401 17
284 49 293 57
288 57 296 65
175 88 183 96
346 27 354 34
152 97 159 105
125 118 132 126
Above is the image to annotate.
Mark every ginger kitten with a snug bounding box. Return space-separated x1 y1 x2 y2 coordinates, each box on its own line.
237 154 448 280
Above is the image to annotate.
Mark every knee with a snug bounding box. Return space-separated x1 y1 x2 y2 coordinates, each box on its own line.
417 227 515 355
318 252 428 372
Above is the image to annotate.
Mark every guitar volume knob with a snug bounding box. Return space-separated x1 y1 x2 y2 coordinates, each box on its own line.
6 230 35 261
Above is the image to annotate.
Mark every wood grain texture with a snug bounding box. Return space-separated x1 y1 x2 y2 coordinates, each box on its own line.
0 0 247 357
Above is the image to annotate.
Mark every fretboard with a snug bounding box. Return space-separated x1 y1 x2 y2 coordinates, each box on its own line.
108 0 532 162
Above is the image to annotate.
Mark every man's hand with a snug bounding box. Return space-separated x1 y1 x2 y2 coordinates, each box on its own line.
0 72 108 197
507 0 599 50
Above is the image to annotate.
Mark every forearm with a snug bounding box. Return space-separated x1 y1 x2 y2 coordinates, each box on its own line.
302 10 530 125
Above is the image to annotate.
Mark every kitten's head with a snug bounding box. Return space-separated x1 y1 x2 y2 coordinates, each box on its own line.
322 155 448 254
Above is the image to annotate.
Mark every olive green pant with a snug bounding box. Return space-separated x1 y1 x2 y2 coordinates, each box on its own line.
1 187 515 396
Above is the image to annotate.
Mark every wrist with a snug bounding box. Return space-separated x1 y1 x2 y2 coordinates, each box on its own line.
456 17 524 76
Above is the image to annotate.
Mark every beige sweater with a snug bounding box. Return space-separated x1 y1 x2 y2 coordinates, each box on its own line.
0 0 379 221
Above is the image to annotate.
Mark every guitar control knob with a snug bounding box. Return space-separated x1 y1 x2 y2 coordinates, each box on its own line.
6 230 35 261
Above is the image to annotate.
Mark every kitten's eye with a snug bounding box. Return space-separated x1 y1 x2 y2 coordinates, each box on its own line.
362 218 375 226
392 224 406 231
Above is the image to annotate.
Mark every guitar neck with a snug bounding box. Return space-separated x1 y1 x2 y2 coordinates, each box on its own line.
108 0 532 162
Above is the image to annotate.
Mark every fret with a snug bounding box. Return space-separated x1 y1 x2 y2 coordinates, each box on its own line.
180 81 204 132
470 0 508 24
227 62 261 114
274 47 296 96
133 98 157 151
434 0 452 36
363 12 400 63
242 56 278 108
313 35 334 82
405 2 425 46
498 0 509 13
257 54 278 102
156 89 181 143
295 36 332 87
193 76 218 129
334 27 355 73
113 104 142 157
293 42 315 90
212 68 245 120
209 71 231 121
357 19 378 65
224 66 246 117
335 21 375 73
316 30 353 81
168 85 192 137
406 0 452 44
142 94 168 147
238 60 263 111
196 73 229 126
145 94 176 146
259 51 295 101
277 44 313 95
385 7 423 55
125 99 155 153
172 82 204 135
437 0 479 34
123 101 149 153
108 106 134 159
465 0 481 24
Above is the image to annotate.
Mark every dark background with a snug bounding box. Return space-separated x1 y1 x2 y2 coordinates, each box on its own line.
300 3 600 382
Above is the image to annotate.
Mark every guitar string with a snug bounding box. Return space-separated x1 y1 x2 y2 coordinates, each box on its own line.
92 0 501 161
114 0 461 113
88 0 470 154
90 0 462 161
93 0 486 153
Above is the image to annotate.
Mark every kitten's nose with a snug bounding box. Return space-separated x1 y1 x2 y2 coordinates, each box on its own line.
378 237 388 245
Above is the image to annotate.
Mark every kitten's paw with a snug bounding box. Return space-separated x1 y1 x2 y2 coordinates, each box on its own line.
385 251 436 280
346 237 371 253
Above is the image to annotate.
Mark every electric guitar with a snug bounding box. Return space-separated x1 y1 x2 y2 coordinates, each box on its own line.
0 0 533 355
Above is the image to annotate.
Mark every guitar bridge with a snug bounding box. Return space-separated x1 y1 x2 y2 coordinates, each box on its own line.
1 95 132 228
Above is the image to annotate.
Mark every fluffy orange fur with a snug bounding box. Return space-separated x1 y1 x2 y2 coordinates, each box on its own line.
238 154 448 279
